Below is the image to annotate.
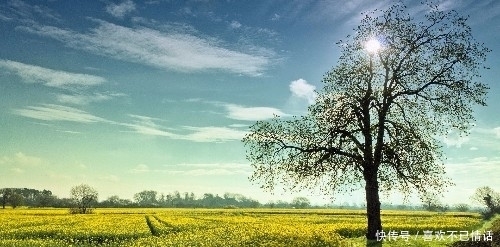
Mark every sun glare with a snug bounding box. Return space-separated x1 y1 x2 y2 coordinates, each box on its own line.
365 39 381 54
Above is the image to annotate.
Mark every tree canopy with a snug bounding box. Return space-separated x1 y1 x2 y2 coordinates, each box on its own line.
243 2 489 240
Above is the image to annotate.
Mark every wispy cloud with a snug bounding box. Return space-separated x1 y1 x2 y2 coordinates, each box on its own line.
13 104 110 123
0 13 12 21
442 132 470 148
56 92 126 105
21 20 274 76
122 114 247 142
445 156 500 188
0 152 45 174
0 60 122 106
224 104 286 121
178 168 247 176
13 106 247 143
181 126 248 142
271 13 281 21
269 0 395 28
171 162 251 176
0 0 60 23
174 163 249 169
123 114 176 137
289 78 317 104
0 152 43 167
173 163 252 175
106 0 136 18
471 126 498 135
451 126 500 150
229 20 242 29
129 164 150 174
122 114 246 142
130 162 251 176
494 127 500 138
99 175 120 182
0 59 106 88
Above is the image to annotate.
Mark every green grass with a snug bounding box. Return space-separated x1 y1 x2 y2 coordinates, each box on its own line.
343 214 499 247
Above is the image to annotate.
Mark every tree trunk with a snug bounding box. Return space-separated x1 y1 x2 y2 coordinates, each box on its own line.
365 173 382 240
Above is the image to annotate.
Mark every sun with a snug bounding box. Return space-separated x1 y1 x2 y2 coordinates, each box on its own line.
365 39 381 54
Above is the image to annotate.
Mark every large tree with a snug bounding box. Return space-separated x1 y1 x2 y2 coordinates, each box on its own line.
242 2 488 240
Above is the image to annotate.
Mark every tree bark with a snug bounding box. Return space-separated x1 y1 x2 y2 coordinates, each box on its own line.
365 172 382 240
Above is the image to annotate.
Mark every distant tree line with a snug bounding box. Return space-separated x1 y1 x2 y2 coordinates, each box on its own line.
119 191 262 208
2 186 497 215
0 188 60 209
0 187 306 209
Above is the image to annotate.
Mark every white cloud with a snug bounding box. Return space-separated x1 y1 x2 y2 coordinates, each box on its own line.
99 175 119 182
56 92 126 105
494 127 500 138
129 164 150 173
0 13 12 21
119 114 247 142
21 21 274 76
182 168 245 176
125 123 176 137
224 104 286 121
0 152 46 174
445 156 500 190
182 126 248 142
13 104 110 123
442 135 470 148
123 115 245 142
131 162 250 176
123 114 177 137
230 20 242 29
229 123 249 128
106 0 136 18
289 78 317 104
0 152 43 167
271 13 281 21
469 157 489 163
163 162 252 176
0 0 60 22
442 129 470 148
0 59 106 88
174 163 249 169
459 126 500 150
14 152 42 166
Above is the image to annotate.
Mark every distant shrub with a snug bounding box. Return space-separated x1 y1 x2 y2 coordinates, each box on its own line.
454 203 470 212
69 207 94 214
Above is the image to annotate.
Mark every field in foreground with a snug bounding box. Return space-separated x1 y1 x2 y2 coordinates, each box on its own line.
0 208 489 246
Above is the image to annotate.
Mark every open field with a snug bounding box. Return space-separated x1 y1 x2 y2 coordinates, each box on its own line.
0 208 490 246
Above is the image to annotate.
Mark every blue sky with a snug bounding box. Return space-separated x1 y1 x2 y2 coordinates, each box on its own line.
0 0 499 206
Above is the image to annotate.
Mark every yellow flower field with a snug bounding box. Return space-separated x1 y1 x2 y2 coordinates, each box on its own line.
0 208 484 246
